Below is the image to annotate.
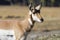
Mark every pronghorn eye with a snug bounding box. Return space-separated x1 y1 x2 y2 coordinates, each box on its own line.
31 9 35 13
33 13 35 14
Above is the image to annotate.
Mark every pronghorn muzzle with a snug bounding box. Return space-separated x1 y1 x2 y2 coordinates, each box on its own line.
40 18 44 22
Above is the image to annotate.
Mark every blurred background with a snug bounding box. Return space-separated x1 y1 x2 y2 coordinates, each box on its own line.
0 0 60 7
0 0 60 31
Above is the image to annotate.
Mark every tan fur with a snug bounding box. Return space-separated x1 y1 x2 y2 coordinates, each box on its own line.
0 15 31 40
0 4 43 40
0 12 43 40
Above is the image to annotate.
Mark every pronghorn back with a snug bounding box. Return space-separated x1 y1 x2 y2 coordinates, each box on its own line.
0 20 18 29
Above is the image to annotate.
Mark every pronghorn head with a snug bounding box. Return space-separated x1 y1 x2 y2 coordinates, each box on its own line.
29 3 44 23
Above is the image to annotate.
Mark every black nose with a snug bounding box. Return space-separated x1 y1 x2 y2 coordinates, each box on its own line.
40 18 44 22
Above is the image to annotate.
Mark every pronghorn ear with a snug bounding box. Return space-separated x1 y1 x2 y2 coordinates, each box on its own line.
29 3 32 10
35 4 41 10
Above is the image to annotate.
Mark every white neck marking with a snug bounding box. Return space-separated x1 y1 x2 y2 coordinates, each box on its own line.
28 18 33 25
29 11 32 15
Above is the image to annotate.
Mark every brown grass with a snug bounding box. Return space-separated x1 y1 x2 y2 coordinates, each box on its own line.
0 6 60 31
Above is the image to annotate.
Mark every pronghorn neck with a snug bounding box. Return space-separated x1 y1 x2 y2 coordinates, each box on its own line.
28 15 35 31
28 15 35 25
20 15 35 32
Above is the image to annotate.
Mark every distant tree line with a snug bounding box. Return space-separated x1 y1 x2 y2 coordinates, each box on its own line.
0 0 60 7
42 0 60 7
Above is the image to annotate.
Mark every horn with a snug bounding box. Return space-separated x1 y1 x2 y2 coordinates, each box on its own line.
29 3 32 10
40 2 42 9
35 2 42 10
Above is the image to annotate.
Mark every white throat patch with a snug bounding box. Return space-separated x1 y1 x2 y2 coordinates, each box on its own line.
28 18 32 25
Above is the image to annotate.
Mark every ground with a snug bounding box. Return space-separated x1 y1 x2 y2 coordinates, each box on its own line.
27 30 60 40
0 6 60 40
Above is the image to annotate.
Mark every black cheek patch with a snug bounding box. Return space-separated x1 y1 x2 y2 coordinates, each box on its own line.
34 9 40 13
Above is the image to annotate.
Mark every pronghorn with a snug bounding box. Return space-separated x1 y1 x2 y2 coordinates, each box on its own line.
0 3 44 40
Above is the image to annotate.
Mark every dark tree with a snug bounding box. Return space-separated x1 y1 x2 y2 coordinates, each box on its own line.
54 0 60 7
22 0 29 6
17 0 29 6
0 0 10 5
25 0 29 6
33 0 41 5
45 0 51 6
11 0 15 5
18 0 23 5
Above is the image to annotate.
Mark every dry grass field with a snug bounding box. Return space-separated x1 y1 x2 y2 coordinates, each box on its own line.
0 6 60 31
